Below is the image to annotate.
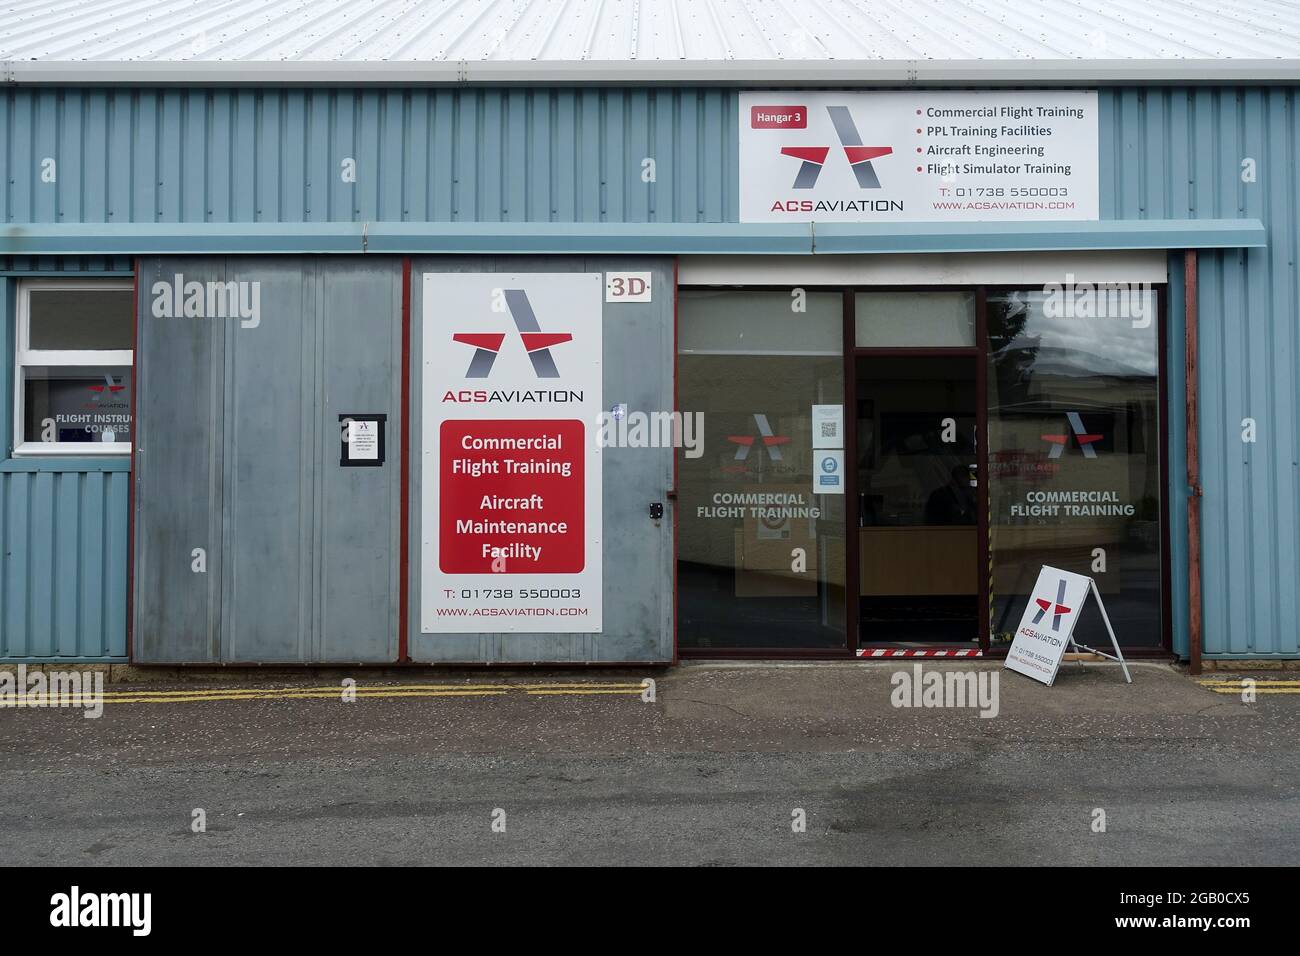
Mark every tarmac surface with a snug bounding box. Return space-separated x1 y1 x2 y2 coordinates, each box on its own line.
2 661 1298 866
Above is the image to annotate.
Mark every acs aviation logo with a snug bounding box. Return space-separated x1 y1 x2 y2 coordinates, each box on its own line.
779 105 893 189
453 289 572 379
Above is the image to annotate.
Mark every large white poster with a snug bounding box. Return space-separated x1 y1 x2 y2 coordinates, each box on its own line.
739 91 1099 223
421 273 603 633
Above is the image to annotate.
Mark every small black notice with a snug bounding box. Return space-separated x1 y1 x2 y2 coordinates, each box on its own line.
339 413 386 467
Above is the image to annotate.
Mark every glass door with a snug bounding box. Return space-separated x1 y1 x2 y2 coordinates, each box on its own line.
849 292 987 649
853 354 982 646
677 289 847 654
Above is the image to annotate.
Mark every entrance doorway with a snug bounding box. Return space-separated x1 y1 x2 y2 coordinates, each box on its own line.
852 354 984 647
676 281 1168 659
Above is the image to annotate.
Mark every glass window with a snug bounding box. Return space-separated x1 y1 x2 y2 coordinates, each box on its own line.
677 290 845 650
986 289 1162 648
13 281 134 455
855 292 975 347
28 289 134 350
680 289 843 354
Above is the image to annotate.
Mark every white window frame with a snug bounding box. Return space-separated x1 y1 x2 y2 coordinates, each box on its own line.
12 278 134 457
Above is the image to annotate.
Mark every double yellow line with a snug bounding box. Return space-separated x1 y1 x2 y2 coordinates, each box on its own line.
1196 679 1300 695
35 682 649 707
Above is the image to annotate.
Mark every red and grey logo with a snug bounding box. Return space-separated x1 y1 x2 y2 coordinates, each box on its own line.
781 106 892 189
453 289 572 379
1042 411 1102 459
1032 578 1073 631
727 414 790 462
87 374 126 403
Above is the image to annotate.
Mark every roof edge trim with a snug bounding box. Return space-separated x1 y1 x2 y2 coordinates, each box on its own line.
4 59 1299 87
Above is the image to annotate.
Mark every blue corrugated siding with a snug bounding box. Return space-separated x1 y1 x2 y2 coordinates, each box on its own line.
0 469 130 660
0 269 132 662
0 85 1296 660
0 88 738 225
1101 88 1300 658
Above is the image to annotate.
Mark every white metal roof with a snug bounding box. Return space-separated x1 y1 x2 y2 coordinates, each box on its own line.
2 0 1297 85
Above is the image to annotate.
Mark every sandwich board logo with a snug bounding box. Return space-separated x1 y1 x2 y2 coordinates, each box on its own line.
452 289 572 378
781 105 893 189
726 413 790 462
1031 577 1073 630
1042 411 1103 459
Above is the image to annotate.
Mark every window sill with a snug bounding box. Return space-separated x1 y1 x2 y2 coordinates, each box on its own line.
3 444 132 472
10 442 131 457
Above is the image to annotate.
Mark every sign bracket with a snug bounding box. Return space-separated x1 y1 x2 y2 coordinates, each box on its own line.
1067 579 1132 683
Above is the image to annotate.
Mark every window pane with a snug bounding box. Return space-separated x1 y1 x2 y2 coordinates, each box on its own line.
855 292 975 347
23 366 133 446
677 291 845 650
986 290 1161 648
28 288 134 351
679 289 841 354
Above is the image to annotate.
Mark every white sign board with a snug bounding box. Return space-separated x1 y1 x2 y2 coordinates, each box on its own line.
1004 566 1094 685
814 449 845 495
739 91 1099 223
811 404 843 449
346 419 380 461
421 273 603 633
605 271 652 303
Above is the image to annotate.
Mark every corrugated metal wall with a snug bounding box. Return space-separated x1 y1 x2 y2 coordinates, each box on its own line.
0 468 130 659
0 267 132 661
0 85 1296 660
1100 88 1299 658
0 88 738 224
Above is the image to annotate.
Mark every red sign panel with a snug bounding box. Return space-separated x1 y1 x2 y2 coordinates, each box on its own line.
439 418 585 574
750 105 807 129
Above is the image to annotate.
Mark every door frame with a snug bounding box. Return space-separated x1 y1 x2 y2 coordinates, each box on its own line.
844 287 989 653
675 281 1172 660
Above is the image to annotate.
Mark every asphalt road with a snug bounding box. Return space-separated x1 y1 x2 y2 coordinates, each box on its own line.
2 662 1298 866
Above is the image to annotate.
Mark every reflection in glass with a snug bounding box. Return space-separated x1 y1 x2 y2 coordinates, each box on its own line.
986 290 1162 647
677 290 845 650
23 366 134 444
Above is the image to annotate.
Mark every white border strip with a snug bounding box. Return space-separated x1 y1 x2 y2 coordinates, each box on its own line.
679 251 1169 287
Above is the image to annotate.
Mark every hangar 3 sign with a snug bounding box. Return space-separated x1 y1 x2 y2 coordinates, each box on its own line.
739 91 1099 223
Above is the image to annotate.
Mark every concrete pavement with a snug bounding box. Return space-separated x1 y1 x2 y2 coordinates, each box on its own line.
1 662 1297 865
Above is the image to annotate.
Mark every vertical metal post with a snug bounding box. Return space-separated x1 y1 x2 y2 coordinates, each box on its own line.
843 289 859 654
1185 251 1203 676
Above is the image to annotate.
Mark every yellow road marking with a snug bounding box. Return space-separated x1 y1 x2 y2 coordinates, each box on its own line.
86 681 647 699
8 681 650 707
1197 679 1300 687
527 688 644 696
1198 685 1300 695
